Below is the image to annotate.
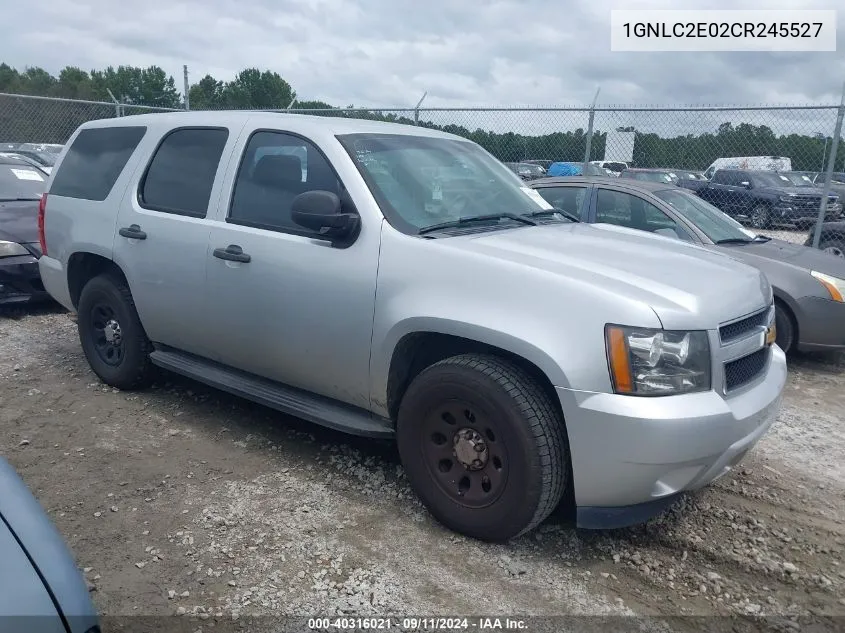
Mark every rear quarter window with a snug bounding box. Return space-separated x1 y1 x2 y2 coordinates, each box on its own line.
49 126 147 201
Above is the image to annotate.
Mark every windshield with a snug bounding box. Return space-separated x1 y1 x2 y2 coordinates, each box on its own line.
653 188 757 243
752 171 794 188
0 163 47 200
780 172 816 187
338 133 555 234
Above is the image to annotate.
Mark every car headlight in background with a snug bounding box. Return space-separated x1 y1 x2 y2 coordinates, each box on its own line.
0 241 30 258
811 271 845 302
605 325 711 396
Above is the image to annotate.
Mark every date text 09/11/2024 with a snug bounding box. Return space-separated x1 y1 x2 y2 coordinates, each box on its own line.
307 617 529 630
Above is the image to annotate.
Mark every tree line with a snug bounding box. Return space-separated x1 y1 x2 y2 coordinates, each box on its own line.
0 62 840 172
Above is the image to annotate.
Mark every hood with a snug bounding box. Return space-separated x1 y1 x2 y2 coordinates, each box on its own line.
760 185 837 199
720 238 845 279
0 199 40 244
0 458 98 632
449 222 771 330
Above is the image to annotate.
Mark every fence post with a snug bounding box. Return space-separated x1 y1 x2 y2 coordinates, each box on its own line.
183 65 190 111
106 89 121 118
812 81 845 249
583 87 600 172
414 91 427 126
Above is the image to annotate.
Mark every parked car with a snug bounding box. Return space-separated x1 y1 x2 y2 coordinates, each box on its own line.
783 170 845 203
670 169 709 193
0 155 51 306
522 159 553 171
0 151 53 174
590 160 629 177
9 149 56 174
17 142 64 154
703 156 792 180
547 161 607 177
39 112 785 540
503 162 544 180
531 176 845 354
0 456 100 633
618 168 679 184
804 221 845 258
697 169 842 229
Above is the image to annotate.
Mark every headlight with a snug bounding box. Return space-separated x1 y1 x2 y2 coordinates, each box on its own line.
605 325 711 396
811 271 845 302
0 240 30 258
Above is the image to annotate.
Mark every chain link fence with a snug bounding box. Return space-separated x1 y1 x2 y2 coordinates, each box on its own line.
2 91 844 257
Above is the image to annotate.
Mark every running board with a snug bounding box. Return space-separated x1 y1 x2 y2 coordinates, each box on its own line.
149 347 394 439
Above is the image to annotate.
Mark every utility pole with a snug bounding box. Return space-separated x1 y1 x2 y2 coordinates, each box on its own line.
183 65 190 111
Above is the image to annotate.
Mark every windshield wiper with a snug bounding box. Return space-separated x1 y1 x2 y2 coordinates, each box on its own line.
418 212 537 235
523 207 581 222
714 237 754 245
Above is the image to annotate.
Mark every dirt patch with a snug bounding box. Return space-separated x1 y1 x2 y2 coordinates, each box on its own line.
1 307 843 630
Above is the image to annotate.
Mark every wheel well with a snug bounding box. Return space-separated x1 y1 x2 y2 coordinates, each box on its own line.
386 333 563 423
67 253 126 309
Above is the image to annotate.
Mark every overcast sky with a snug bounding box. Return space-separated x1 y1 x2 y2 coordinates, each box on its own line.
2 0 843 136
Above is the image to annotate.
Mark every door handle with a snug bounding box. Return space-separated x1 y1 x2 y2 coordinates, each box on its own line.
213 244 251 263
119 224 147 240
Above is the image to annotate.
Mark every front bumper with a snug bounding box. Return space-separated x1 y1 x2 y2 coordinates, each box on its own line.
794 295 845 352
557 344 787 529
773 202 842 223
0 254 51 306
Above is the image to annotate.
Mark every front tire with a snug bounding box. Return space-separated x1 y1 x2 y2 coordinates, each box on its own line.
774 301 796 354
750 204 771 230
396 354 568 541
77 273 154 389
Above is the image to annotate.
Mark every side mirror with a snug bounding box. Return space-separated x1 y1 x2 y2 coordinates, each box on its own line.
740 181 752 189
291 190 359 242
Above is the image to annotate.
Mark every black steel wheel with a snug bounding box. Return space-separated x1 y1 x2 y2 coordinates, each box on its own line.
77 273 154 389
397 354 568 541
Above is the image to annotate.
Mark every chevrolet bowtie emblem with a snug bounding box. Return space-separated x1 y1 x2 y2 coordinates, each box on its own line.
765 324 777 346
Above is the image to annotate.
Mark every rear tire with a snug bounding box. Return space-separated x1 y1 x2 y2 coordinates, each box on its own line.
77 273 154 389
396 354 568 541
774 301 796 354
750 205 770 230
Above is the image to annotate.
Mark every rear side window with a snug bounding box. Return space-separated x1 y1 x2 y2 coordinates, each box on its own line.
139 128 229 218
50 126 146 201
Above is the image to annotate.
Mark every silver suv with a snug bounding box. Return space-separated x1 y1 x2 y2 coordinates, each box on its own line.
37 112 786 541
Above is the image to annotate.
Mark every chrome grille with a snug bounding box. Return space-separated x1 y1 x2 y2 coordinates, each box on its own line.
719 308 769 344
724 347 769 392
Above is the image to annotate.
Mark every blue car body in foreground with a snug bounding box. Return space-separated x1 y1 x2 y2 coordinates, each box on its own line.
0 457 99 633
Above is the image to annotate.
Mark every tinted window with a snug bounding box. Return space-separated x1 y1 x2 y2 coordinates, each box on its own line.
229 131 343 234
595 189 692 241
0 163 47 200
710 170 729 184
140 128 229 217
535 186 587 216
50 126 146 201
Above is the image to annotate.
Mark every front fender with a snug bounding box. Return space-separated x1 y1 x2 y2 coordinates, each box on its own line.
369 316 572 418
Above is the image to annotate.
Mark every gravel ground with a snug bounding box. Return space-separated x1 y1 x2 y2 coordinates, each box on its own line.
1 302 844 632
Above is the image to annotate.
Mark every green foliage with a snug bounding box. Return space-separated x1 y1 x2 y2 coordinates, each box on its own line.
0 62 841 172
